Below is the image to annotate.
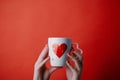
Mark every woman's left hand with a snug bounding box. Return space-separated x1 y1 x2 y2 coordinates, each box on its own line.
66 50 83 80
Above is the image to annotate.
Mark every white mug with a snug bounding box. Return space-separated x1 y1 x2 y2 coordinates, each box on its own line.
48 37 82 67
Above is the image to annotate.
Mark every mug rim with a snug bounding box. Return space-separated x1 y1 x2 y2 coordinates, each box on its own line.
48 37 71 40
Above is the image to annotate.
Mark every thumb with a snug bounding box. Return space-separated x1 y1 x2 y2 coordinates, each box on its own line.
49 67 59 74
66 61 74 72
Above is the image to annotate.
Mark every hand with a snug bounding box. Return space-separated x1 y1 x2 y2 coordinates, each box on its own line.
33 45 58 80
66 50 83 80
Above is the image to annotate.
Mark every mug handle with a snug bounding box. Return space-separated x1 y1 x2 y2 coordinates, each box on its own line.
72 42 83 54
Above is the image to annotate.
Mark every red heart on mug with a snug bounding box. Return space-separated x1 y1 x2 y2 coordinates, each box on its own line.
52 43 67 58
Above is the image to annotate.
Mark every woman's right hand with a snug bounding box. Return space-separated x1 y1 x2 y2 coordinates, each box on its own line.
33 45 58 80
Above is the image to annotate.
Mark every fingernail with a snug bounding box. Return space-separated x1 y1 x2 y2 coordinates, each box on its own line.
67 54 71 57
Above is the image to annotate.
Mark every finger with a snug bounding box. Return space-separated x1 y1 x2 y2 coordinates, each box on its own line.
35 57 50 70
73 51 83 61
36 44 48 63
66 63 70 71
66 60 74 72
72 51 83 70
49 67 59 74
72 43 83 54
39 44 48 59
70 46 74 52
67 54 80 71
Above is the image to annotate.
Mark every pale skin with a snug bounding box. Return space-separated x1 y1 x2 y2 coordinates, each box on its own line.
33 45 83 80
66 50 83 80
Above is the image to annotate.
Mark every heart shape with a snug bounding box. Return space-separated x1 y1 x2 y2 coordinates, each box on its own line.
52 43 67 58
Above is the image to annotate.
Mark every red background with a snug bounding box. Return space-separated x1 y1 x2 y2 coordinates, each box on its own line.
0 0 120 80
